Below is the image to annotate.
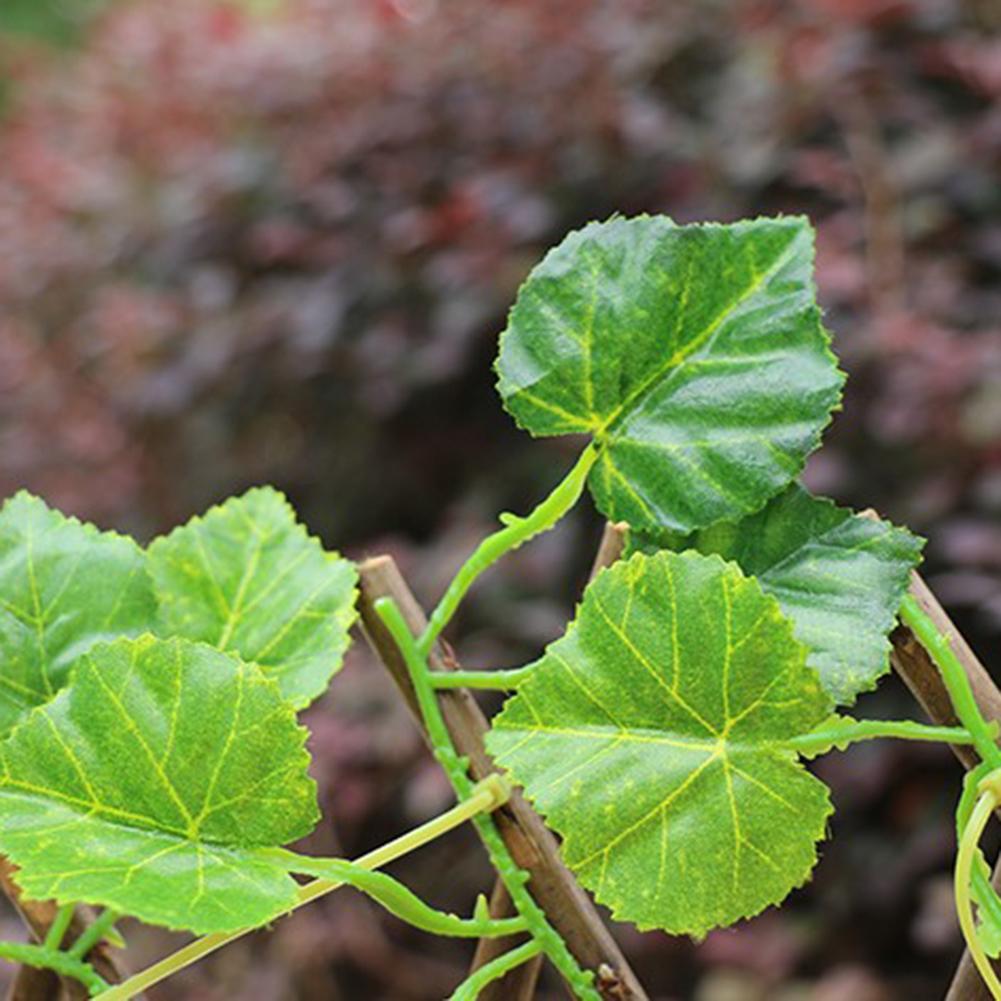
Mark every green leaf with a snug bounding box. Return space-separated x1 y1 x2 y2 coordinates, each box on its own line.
0 492 156 737
0 635 319 934
148 487 358 708
496 216 844 532
630 484 924 704
485 550 834 936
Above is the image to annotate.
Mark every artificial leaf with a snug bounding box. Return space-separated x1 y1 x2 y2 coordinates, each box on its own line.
496 215 844 532
0 492 156 737
485 550 834 936
148 487 358 707
630 484 924 704
0 635 319 934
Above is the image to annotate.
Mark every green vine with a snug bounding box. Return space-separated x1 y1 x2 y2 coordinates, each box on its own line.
377 596 601 1000
0 214 1000 1000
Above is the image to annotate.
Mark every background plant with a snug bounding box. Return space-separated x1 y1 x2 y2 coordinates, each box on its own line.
0 0 999 997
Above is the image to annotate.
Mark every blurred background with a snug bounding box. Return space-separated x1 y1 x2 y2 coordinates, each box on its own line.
0 0 999 998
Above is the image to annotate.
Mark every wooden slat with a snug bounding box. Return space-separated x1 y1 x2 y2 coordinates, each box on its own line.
357 538 647 1001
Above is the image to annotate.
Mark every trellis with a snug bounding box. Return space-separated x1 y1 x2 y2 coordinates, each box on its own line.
0 521 996 1001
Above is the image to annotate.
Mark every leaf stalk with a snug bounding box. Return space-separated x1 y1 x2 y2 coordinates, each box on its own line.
448 940 544 1001
788 719 978 756
277 855 530 938
43 903 75 950
419 444 597 657
93 781 507 1000
429 667 535 691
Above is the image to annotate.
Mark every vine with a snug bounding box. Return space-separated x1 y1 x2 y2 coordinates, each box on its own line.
0 214 995 999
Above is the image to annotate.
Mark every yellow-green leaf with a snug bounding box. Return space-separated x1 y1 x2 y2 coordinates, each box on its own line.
0 635 319 934
0 492 156 737
486 550 834 936
148 488 357 707
629 484 925 704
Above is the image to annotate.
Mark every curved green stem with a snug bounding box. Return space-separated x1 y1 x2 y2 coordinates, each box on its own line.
448 940 543 1001
277 855 528 938
377 596 599 1001
430 667 535 691
900 595 1001 768
44 903 75 950
0 941 108 996
957 785 1001 999
419 444 598 658
95 781 507 1001
956 764 1001 942
787 718 977 757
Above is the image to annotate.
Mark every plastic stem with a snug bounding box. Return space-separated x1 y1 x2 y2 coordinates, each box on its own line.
429 667 535 691
275 855 529 938
44 903 75 950
377 596 599 1001
787 719 977 756
419 444 597 657
900 594 1001 768
448 940 543 1001
956 786 1001 999
67 910 119 961
0 941 108 996
95 782 507 1001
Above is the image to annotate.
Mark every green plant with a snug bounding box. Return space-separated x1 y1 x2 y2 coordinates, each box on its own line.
0 214 996 1000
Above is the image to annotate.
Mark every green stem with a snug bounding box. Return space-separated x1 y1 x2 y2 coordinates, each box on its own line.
44 903 75 950
377 596 599 1001
900 595 1001 768
448 940 543 1001
419 444 598 658
430 667 535 691
788 718 977 756
0 941 108 996
275 855 529 938
956 785 1001 999
95 781 507 1001
67 910 119 961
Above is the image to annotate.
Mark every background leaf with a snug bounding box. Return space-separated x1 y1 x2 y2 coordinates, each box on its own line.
0 492 156 737
486 550 834 936
0 635 319 933
629 484 925 704
148 487 358 708
496 216 844 532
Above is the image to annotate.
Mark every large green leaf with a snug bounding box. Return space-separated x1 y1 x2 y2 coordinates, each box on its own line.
630 485 924 704
148 488 358 707
0 492 156 737
0 635 319 934
485 550 834 936
496 216 844 532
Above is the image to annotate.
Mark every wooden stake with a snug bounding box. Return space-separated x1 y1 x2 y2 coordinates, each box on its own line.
357 528 646 1001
